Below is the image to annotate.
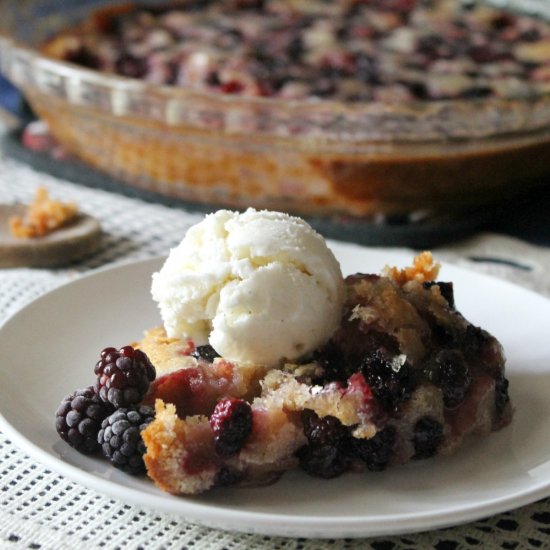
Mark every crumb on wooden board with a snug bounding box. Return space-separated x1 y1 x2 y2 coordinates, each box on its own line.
9 187 78 239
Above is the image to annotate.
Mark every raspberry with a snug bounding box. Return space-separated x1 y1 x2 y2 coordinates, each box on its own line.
97 405 155 475
94 346 156 408
55 386 113 454
209 398 253 456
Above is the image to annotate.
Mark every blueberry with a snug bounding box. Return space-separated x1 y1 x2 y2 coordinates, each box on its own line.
191 345 220 363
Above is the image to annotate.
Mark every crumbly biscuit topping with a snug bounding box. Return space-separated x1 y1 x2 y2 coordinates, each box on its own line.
384 251 440 285
9 187 78 239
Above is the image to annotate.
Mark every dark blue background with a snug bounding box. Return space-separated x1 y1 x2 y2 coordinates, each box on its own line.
0 74 22 115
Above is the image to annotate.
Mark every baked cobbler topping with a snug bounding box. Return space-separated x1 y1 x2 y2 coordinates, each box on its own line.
384 250 441 285
45 0 550 102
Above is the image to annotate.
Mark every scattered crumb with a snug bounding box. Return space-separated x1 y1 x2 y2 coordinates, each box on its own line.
9 187 78 239
384 251 440 285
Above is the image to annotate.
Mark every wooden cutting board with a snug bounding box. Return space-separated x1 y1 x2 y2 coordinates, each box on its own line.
0 204 102 268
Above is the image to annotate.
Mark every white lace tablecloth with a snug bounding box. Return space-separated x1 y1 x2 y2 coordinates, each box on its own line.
0 151 549 550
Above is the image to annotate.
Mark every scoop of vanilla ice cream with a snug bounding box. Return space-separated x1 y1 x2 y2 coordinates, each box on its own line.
151 208 344 366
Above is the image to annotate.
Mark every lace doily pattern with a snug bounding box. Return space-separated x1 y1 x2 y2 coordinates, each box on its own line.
0 154 549 549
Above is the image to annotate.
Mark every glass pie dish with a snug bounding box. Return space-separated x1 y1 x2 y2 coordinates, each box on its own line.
1 0 549 221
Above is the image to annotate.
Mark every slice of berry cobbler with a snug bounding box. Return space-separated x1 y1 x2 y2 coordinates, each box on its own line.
140 253 512 494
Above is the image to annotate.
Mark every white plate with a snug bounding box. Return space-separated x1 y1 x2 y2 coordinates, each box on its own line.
1 242 550 539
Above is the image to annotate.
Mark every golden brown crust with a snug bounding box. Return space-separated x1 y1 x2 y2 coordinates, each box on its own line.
138 326 196 375
258 370 376 437
384 251 440 286
142 400 218 495
9 187 78 239
142 397 307 495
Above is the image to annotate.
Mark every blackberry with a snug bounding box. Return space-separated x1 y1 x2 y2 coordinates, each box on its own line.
317 327 400 383
312 340 347 383
286 36 304 62
412 417 444 459
302 409 348 447
460 86 492 99
64 46 101 69
55 387 113 454
97 405 155 475
298 410 351 479
460 324 491 357
352 427 396 471
428 316 459 347
209 398 253 456
115 53 148 79
355 53 379 85
424 350 471 408
190 344 220 363
214 467 244 487
495 373 510 418
94 346 156 408
361 350 415 411
297 444 350 479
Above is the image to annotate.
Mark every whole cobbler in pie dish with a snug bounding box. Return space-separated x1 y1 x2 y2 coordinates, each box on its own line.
22 0 549 221
43 0 550 102
53 209 513 495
